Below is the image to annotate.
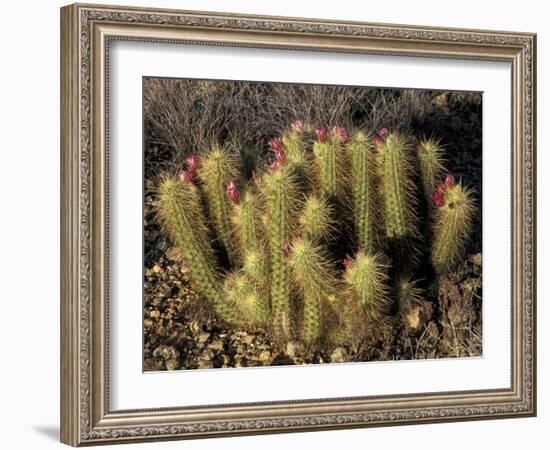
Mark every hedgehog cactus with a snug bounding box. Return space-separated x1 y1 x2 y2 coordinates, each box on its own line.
157 176 236 323
262 166 298 338
224 272 267 326
199 146 239 263
313 127 346 197
230 188 261 256
417 138 445 202
379 133 417 240
350 131 377 252
298 194 333 239
431 175 475 272
289 238 338 344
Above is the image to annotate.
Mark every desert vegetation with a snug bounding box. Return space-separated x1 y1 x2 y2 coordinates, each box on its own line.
143 79 482 371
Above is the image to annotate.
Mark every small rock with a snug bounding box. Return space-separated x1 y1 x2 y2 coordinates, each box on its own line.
166 359 180 370
286 342 297 358
149 310 160 319
259 350 272 363
243 335 254 345
153 345 179 361
208 340 224 351
198 333 210 343
152 264 161 273
331 347 349 364
198 360 214 370
144 319 153 329
189 321 200 333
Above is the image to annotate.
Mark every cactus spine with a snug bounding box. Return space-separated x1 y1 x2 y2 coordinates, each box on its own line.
379 133 416 240
313 130 345 197
350 131 377 252
417 139 445 202
289 238 338 344
199 146 239 263
224 272 267 326
261 167 297 338
157 176 236 323
231 189 261 256
298 194 333 239
344 252 388 320
431 181 475 272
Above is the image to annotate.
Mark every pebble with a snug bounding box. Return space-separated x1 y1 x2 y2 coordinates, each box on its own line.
166 359 180 370
208 340 224 351
330 347 349 364
198 360 214 369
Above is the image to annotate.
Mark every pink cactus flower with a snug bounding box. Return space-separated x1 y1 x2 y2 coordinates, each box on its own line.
445 174 455 188
226 180 240 204
267 161 280 173
432 191 445 208
378 128 389 140
291 120 303 131
332 124 350 144
282 241 291 258
178 169 195 185
269 137 283 152
436 182 447 195
275 149 286 164
316 127 328 143
185 154 199 173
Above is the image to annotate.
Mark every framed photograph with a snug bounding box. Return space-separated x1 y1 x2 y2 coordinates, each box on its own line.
60 3 536 446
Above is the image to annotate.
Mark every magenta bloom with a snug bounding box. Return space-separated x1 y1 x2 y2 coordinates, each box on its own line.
432 191 445 208
332 124 350 144
185 154 199 173
291 120 303 131
436 182 447 195
267 161 280 173
269 137 283 152
315 127 328 143
178 169 195 185
282 241 291 258
378 128 389 139
445 174 455 188
226 180 240 204
275 149 286 164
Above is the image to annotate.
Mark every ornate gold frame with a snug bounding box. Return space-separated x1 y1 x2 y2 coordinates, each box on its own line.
60 3 536 446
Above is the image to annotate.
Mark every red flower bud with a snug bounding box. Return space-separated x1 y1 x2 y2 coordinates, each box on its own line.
185 154 199 173
378 128 389 140
291 120 303 131
227 180 240 204
372 135 383 147
316 127 328 143
252 170 260 184
275 149 286 164
432 191 445 208
436 182 447 195
343 254 352 268
267 161 280 173
269 137 282 152
282 241 291 258
332 124 350 144
445 174 455 188
178 169 195 185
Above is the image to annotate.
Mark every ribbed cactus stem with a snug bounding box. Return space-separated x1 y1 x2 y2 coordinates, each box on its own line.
344 252 388 320
262 167 297 338
417 139 445 202
313 134 345 197
396 277 423 317
157 177 236 323
199 146 239 263
298 194 333 239
281 128 311 173
380 133 415 239
431 181 475 272
289 238 337 344
350 131 377 252
231 189 260 256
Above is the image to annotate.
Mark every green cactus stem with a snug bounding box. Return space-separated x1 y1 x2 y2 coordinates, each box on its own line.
261 166 298 338
417 138 445 202
157 176 237 323
231 189 261 257
344 252 388 320
431 180 475 272
199 145 239 263
313 129 346 198
379 133 417 240
350 131 377 252
281 125 312 175
298 194 334 239
396 276 423 317
289 238 339 345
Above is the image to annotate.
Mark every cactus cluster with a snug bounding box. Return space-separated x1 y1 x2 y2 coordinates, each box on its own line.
157 121 475 348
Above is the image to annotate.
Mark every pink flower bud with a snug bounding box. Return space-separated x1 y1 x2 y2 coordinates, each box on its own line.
291 120 303 131
282 241 291 258
178 169 195 185
268 161 280 173
332 124 350 144
432 191 445 208
269 137 282 152
252 170 260 184
316 127 328 143
445 174 455 188
372 135 383 147
436 182 447 195
227 180 240 204
186 154 199 173
343 254 352 268
275 149 286 164
378 128 389 140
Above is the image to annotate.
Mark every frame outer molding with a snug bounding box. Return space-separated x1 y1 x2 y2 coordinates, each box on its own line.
60 3 536 446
